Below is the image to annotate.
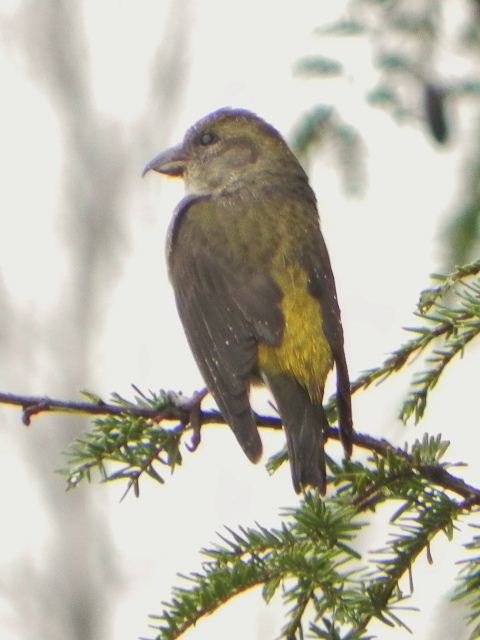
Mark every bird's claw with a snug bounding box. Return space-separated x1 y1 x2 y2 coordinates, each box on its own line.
179 388 208 452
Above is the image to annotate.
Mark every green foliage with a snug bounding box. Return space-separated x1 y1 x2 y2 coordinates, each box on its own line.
295 56 343 77
401 263 480 423
374 52 413 73
149 496 362 640
294 0 480 256
305 0 443 129
444 204 480 266
57 261 480 638
148 453 471 639
454 525 480 639
290 107 365 196
314 19 366 37
344 260 480 424
60 388 184 496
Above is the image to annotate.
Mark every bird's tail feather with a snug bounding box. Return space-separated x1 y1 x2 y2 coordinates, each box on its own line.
265 374 327 495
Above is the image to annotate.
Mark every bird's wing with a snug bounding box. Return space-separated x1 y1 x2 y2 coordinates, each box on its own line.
168 197 284 463
305 229 353 456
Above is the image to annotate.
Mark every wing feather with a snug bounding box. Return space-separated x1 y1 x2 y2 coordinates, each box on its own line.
305 231 353 455
168 196 283 462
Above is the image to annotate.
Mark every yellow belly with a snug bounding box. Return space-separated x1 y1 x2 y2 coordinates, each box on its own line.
257 265 333 402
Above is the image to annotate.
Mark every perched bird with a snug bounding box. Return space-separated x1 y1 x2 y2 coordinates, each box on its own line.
143 108 353 494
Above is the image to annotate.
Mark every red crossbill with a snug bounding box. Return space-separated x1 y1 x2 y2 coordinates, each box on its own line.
143 108 353 494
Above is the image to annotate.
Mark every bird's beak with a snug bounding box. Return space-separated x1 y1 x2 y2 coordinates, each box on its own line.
142 143 186 178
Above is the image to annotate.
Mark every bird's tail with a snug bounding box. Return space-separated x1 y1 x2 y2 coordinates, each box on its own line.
265 374 327 495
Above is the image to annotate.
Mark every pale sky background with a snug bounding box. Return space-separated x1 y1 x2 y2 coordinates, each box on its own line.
0 1 478 639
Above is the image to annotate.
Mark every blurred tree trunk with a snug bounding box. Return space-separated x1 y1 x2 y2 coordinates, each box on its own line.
0 2 189 638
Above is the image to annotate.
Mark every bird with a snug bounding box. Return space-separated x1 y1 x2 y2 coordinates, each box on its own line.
143 107 353 494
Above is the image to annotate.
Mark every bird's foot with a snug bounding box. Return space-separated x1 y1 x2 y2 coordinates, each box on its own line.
175 388 209 452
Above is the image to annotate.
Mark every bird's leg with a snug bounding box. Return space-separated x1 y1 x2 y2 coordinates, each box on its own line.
176 387 209 452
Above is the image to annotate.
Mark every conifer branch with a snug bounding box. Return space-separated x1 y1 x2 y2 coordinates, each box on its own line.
1 261 480 638
349 260 480 424
350 488 464 637
1 387 479 504
150 496 363 640
148 484 475 639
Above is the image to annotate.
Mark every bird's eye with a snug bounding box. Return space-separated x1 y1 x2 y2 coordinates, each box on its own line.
198 132 218 146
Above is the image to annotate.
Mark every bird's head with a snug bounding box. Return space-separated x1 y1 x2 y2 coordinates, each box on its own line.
143 107 305 196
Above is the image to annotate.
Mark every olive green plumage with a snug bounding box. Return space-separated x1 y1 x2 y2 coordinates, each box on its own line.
144 108 353 494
